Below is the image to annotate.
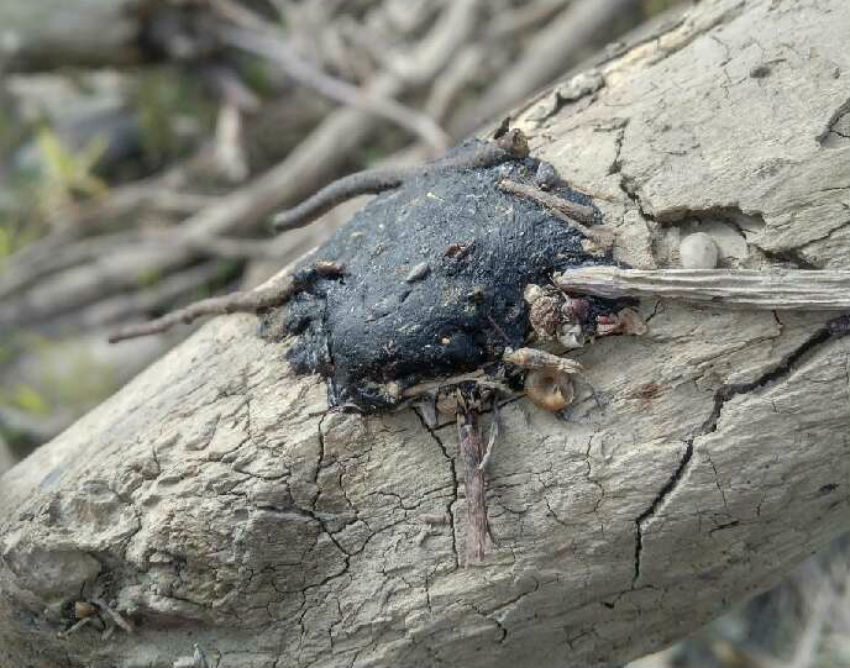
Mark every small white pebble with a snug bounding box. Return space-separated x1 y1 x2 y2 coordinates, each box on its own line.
679 232 719 269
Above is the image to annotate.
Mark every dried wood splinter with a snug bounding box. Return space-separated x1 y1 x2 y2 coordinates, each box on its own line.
497 178 614 251
554 267 850 310
273 130 529 231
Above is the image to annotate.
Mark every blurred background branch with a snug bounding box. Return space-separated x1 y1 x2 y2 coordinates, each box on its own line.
1 0 676 453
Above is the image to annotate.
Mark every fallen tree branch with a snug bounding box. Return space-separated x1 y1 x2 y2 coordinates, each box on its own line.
554 267 850 310
0 232 139 300
178 0 479 245
424 46 485 123
368 0 483 87
4 3 850 668
0 0 142 71
76 263 225 331
486 0 571 40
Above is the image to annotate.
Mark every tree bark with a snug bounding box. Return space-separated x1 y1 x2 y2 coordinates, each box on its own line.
3 1 850 666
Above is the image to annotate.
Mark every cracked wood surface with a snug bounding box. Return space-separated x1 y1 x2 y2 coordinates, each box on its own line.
3 1 850 666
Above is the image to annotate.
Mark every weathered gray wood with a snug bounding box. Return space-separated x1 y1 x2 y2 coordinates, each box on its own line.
3 1 850 666
555 268 850 309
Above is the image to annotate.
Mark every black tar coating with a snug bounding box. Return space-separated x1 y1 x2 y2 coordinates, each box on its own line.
262 141 620 411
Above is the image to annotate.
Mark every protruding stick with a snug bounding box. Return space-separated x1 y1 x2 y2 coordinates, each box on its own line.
554 267 850 310
273 130 530 231
497 178 596 225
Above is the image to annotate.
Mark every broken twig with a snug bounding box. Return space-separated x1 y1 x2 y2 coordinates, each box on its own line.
554 267 850 310
503 347 583 375
58 616 94 638
273 129 529 231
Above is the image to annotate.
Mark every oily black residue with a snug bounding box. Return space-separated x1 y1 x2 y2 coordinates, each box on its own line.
262 142 619 411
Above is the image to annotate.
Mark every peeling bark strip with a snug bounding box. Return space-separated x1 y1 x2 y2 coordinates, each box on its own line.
555 268 850 310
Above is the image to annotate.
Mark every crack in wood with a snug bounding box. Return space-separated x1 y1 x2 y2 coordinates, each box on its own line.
633 441 694 584
633 313 850 584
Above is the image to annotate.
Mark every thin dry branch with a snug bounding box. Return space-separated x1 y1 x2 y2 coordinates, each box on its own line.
0 149 211 300
179 0 482 246
273 129 529 231
92 599 134 634
212 103 249 183
106 283 295 343
424 46 485 123
107 260 342 343
77 263 224 330
0 230 275 307
0 232 139 300
554 267 850 310
455 0 639 135
377 0 482 86
62 150 215 230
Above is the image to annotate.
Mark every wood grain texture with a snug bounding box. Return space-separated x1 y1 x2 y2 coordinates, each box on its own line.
555 268 850 309
3 1 850 666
